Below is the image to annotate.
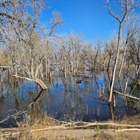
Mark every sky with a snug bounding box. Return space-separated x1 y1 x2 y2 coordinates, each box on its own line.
40 0 119 42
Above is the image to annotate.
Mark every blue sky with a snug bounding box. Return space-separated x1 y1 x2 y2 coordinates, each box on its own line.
40 0 118 42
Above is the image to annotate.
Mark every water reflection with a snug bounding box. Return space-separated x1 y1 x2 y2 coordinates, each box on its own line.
0 72 139 126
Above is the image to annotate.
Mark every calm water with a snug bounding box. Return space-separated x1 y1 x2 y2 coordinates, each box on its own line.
0 72 139 127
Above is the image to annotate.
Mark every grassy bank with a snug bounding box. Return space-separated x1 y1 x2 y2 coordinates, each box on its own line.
0 114 140 140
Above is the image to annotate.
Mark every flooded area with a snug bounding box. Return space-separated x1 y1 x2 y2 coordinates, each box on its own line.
0 70 139 127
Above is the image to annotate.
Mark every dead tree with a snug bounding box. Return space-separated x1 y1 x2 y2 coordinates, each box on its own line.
106 0 139 102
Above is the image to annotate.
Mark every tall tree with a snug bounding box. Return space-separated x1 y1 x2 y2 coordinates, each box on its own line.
106 0 139 102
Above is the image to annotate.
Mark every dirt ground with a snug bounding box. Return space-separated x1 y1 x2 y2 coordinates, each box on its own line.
30 129 140 140
1 128 139 140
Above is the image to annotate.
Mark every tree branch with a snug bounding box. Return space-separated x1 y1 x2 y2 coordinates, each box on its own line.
114 90 140 101
12 75 48 89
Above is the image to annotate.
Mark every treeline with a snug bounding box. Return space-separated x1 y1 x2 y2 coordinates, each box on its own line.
0 31 139 79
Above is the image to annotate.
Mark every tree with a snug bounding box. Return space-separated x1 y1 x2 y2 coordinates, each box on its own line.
0 0 64 89
0 0 49 89
0 0 46 43
106 0 139 102
49 11 64 36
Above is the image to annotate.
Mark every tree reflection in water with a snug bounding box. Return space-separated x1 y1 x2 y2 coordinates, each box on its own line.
0 72 139 126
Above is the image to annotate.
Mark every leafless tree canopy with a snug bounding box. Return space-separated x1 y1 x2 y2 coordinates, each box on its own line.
0 0 47 43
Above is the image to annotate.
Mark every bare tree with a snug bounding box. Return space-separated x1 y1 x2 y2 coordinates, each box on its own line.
0 0 46 43
92 40 102 72
49 11 64 36
104 37 117 80
0 0 65 89
106 0 139 102
118 19 140 79
0 0 49 89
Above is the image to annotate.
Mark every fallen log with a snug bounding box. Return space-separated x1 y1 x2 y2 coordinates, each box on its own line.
116 128 140 132
12 75 48 89
0 122 140 138
1 122 140 132
114 90 140 101
0 66 11 69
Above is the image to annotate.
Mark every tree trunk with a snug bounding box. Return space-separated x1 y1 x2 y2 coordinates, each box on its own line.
12 75 48 89
108 24 122 102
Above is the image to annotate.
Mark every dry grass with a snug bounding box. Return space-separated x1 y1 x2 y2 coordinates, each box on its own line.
0 114 140 140
31 115 57 129
20 129 140 140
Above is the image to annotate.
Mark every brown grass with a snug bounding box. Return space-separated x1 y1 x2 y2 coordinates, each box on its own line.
0 114 140 140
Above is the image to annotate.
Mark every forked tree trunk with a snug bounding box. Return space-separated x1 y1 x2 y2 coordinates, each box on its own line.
108 24 122 102
106 0 138 102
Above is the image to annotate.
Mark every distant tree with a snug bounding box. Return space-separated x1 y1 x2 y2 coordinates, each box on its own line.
127 33 140 77
49 11 64 36
118 20 139 79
